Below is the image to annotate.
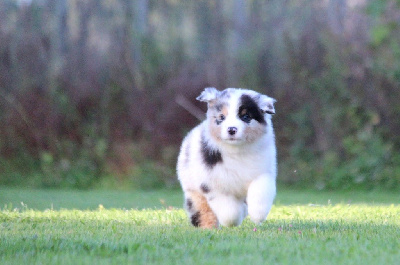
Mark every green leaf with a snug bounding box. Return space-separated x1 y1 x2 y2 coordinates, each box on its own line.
371 24 391 46
366 0 388 17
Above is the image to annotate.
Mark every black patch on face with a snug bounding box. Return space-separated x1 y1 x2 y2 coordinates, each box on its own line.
239 94 266 124
201 133 223 169
200 183 210 193
186 198 193 211
191 211 201 227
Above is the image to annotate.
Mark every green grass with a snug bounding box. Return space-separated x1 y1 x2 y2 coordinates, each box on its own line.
0 187 399 264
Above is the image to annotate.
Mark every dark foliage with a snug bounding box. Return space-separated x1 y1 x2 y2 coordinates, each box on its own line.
0 0 399 190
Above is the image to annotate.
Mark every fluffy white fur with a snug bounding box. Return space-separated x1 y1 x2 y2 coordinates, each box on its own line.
177 87 277 228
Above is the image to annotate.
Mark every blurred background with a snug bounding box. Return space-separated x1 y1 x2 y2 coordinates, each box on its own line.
0 0 399 191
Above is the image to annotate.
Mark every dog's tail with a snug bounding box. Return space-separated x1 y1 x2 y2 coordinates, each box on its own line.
184 191 218 229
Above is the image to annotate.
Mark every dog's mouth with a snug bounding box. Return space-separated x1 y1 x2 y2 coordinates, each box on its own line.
224 137 243 144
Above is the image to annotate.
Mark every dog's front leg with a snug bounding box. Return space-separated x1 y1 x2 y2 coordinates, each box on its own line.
247 175 276 224
208 194 247 227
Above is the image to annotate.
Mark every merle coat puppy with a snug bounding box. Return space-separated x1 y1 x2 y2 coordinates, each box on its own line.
177 87 277 228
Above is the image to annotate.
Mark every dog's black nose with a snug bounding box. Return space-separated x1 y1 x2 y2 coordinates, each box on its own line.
228 127 237 135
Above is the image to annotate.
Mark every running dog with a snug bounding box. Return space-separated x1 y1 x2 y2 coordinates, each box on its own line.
177 87 277 228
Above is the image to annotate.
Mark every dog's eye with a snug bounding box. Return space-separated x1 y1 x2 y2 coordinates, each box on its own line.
215 114 225 125
240 113 252 123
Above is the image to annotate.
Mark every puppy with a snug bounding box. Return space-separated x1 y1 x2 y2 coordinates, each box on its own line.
177 87 277 228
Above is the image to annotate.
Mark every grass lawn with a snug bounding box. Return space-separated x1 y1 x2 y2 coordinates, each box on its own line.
0 187 399 264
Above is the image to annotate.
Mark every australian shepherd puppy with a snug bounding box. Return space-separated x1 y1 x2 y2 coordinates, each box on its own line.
177 87 277 228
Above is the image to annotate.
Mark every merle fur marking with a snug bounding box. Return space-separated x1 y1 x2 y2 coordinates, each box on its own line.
191 212 201 227
200 183 211 193
201 132 223 168
239 94 266 124
186 198 193 211
215 103 224 112
220 89 231 99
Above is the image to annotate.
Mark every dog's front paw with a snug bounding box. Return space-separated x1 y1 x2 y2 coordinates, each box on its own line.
209 196 247 227
248 206 268 224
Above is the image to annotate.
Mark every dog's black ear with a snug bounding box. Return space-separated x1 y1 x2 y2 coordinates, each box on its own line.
196 87 220 103
258 95 276 115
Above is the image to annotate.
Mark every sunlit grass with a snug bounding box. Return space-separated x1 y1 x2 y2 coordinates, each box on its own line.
1 186 397 210
0 188 399 264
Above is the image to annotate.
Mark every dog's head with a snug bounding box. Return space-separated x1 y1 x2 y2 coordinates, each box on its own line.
197 87 276 145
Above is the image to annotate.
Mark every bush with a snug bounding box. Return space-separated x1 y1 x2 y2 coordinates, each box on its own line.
1 0 400 190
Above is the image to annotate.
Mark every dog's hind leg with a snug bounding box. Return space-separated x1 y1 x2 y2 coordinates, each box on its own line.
184 191 218 229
